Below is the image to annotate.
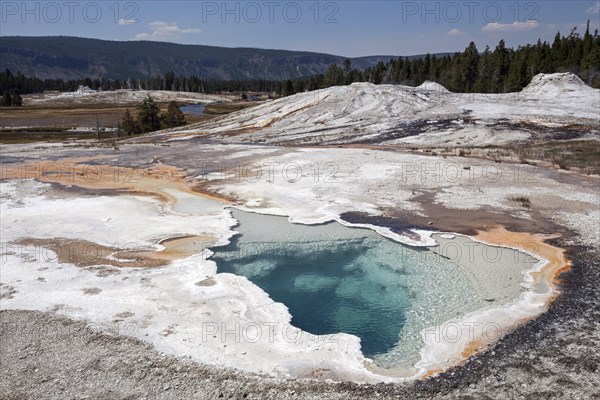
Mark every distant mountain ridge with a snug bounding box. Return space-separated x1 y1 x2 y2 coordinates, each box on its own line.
0 36 442 81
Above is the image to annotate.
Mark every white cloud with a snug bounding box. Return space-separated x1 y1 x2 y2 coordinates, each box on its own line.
482 20 540 33
586 1 600 14
447 28 465 37
118 18 138 25
134 21 201 41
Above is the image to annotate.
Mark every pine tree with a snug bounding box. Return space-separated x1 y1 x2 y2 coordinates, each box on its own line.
11 91 23 106
323 64 344 87
505 51 528 92
583 20 593 59
411 58 424 85
161 101 187 128
584 34 600 86
430 55 439 81
136 95 161 132
475 46 492 93
400 57 412 84
1 90 11 107
343 58 352 74
372 61 386 84
581 20 597 82
283 80 294 96
550 32 563 69
447 53 463 91
461 42 480 92
121 109 137 135
423 53 431 79
294 80 305 93
309 74 324 90
491 40 510 92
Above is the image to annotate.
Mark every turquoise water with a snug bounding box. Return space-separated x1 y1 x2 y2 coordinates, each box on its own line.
211 210 531 367
212 213 411 357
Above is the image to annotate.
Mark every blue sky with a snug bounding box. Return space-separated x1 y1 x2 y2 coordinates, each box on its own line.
1 1 599 56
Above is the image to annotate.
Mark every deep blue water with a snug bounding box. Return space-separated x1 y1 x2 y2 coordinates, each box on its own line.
211 211 413 358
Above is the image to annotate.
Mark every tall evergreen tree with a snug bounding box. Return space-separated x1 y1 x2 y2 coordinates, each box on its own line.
121 109 137 135
400 59 412 84
11 91 23 106
283 80 294 96
491 40 510 92
475 46 492 92
1 90 11 107
423 53 431 79
505 51 528 92
323 64 344 87
136 96 161 132
461 42 480 92
161 101 187 128
343 58 352 74
294 80 305 93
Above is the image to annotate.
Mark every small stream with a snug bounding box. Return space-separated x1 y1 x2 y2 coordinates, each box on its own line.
180 104 206 116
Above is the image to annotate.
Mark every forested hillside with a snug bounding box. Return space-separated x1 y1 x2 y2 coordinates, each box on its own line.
316 23 600 92
1 24 598 98
0 36 394 81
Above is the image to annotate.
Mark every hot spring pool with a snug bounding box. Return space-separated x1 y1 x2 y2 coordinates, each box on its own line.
211 210 537 369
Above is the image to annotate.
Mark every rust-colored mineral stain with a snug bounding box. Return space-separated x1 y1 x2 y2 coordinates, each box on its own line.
1 157 233 206
460 339 484 359
422 368 444 378
14 235 217 269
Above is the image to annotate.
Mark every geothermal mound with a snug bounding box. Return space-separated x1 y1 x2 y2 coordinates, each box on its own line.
417 81 451 93
521 73 592 97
